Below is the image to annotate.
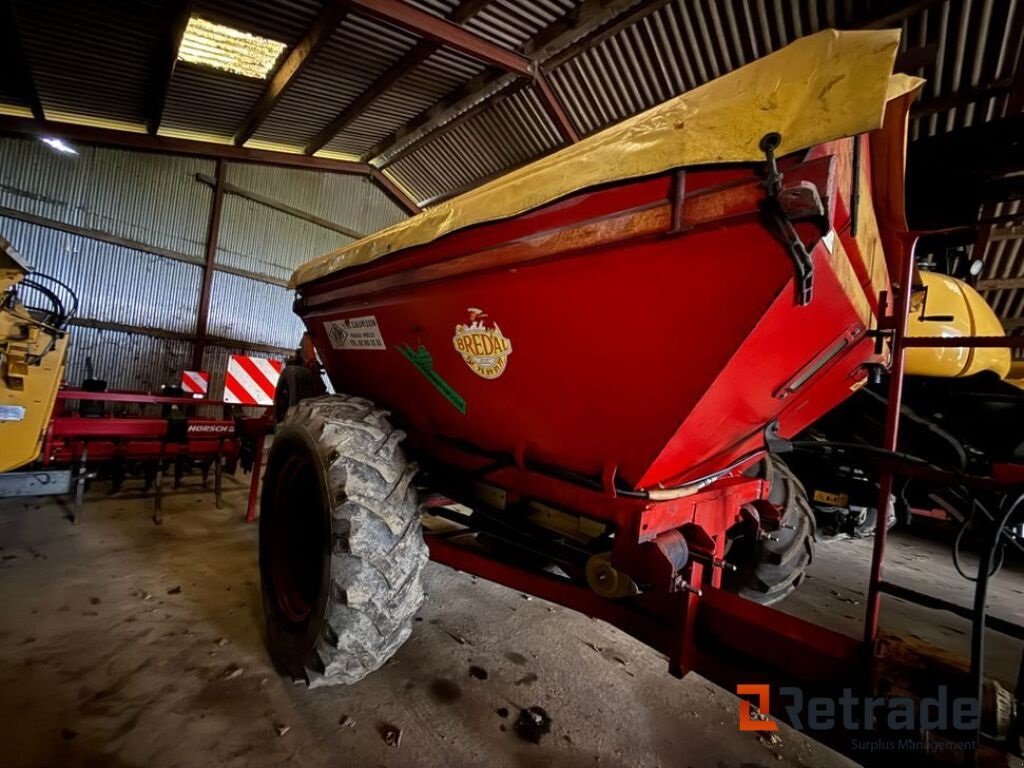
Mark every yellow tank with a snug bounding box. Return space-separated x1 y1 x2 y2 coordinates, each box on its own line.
905 270 1011 380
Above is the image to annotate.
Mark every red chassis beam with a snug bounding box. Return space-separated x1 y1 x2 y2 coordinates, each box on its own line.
425 535 863 693
56 389 232 408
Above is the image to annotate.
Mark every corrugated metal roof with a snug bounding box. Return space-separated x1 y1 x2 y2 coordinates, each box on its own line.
545 0 855 135
10 0 166 127
1 0 1022 331
386 83 563 204
324 46 487 157
465 0 578 50
404 0 462 18
899 0 1023 140
253 13 421 150
161 63 265 140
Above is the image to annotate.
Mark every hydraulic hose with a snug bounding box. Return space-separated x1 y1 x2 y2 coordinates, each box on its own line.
967 489 1024 763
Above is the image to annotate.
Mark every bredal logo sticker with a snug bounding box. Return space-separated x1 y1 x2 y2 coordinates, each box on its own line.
325 315 385 350
452 308 512 379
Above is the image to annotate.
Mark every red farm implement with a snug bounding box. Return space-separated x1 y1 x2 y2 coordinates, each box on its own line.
257 30 1024 764
10 389 272 523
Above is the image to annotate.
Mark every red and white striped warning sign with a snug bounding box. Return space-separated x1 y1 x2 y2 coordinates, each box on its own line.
180 370 210 399
223 355 284 406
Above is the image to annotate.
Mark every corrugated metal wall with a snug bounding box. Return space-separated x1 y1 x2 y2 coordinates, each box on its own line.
0 134 406 399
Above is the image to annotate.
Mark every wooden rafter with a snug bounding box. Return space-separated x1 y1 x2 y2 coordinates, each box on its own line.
361 0 644 166
0 115 370 175
305 39 437 155
305 0 506 156
534 68 579 143
861 0 948 29
345 0 530 75
977 276 1024 291
233 1 349 146
149 0 193 135
2 0 44 120
540 0 674 71
911 79 1014 117
361 70 516 164
370 167 420 215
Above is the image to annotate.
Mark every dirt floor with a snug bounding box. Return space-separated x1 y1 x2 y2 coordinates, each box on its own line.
0 472 1021 768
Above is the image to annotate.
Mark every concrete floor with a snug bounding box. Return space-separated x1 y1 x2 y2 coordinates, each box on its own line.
0 475 1020 768
781 526 1024 690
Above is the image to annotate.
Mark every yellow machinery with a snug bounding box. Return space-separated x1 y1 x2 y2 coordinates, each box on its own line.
905 269 1014 382
791 268 1021 540
0 236 72 473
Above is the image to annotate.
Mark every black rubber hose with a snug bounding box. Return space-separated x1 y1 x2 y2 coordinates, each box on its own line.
967 490 1024 765
789 439 947 471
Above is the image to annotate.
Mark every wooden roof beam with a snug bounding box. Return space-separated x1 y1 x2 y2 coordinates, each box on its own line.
343 0 530 75
0 114 370 175
360 0 645 166
149 0 193 135
2 0 45 120
305 40 438 155
861 0 948 29
370 167 420 214
304 0 494 155
233 2 349 146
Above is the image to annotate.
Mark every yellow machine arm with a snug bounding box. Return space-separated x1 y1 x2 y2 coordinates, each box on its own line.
0 236 71 472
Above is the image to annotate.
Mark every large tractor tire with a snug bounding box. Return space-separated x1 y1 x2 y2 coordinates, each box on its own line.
259 395 427 686
724 456 815 605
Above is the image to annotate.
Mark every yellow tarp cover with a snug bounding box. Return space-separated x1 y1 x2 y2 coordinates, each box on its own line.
293 28 922 288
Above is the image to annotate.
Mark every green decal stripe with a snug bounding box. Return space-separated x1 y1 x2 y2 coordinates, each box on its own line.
396 345 467 414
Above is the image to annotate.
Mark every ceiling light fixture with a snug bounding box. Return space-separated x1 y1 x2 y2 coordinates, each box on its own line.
177 16 286 79
40 137 78 155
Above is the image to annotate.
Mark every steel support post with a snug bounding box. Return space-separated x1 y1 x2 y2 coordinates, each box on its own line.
192 158 226 371
863 235 917 644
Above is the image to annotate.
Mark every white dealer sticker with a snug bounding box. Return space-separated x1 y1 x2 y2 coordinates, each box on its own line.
325 315 386 350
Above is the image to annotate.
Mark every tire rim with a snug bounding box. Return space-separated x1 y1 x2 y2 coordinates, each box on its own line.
267 451 326 624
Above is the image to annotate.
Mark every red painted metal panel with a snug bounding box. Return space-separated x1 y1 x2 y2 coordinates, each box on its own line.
297 151 880 491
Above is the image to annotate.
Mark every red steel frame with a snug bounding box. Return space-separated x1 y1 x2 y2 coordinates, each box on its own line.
864 265 1024 643
42 388 271 522
422 254 1024 715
